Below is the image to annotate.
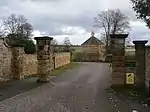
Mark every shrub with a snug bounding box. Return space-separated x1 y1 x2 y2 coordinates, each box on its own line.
23 39 36 54
6 34 36 54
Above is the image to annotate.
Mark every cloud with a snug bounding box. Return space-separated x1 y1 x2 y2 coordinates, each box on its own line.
0 0 150 44
53 33 92 45
129 21 150 43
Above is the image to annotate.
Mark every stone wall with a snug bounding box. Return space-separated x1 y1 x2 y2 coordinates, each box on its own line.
21 52 71 78
54 52 70 69
0 39 38 80
22 54 37 77
0 38 71 82
145 46 150 92
0 38 12 82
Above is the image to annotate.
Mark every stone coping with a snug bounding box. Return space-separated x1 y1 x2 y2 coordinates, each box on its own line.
34 36 53 40
133 40 148 45
110 34 128 38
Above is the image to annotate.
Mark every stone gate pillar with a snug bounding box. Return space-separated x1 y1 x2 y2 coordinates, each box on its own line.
12 45 24 80
133 40 148 89
34 36 53 83
110 34 128 86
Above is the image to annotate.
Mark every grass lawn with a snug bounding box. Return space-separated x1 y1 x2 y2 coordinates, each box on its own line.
51 62 80 76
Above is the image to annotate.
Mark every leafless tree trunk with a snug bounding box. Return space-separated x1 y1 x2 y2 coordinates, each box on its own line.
63 37 71 52
98 33 107 45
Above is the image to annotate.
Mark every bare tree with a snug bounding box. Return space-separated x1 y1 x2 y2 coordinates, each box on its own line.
51 39 58 45
63 37 71 46
94 9 130 53
0 25 6 37
3 13 33 39
99 33 107 45
99 33 131 48
63 37 71 52
3 14 18 34
18 22 33 39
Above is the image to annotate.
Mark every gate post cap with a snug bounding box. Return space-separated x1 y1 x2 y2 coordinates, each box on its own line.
34 36 53 40
133 40 148 45
110 34 128 38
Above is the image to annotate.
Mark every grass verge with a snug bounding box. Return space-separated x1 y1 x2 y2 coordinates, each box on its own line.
51 62 80 76
112 86 150 105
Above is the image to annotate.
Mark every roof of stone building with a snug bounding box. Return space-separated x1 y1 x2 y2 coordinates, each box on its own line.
81 31 104 45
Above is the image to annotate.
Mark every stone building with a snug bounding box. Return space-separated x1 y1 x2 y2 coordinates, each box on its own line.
81 31 105 61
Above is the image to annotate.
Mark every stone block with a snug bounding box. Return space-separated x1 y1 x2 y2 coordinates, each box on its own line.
112 67 125 73
112 56 125 61
111 78 125 85
112 61 125 67
112 72 125 78
111 50 125 56
125 67 136 73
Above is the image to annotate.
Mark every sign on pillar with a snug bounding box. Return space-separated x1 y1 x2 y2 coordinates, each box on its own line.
126 73 135 84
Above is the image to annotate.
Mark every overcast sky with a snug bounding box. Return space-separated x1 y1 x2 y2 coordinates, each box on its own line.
0 0 150 45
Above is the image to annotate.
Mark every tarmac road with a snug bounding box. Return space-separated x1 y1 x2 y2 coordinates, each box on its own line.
0 62 149 112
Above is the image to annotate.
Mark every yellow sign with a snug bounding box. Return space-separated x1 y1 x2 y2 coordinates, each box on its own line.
126 73 134 84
